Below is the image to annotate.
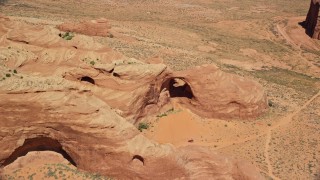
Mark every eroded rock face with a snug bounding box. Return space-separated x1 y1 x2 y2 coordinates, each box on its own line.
169 65 268 119
305 0 320 39
0 15 266 179
57 18 111 37
0 15 267 122
0 93 263 179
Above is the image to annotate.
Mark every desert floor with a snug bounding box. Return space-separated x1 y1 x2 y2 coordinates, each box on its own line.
1 0 320 179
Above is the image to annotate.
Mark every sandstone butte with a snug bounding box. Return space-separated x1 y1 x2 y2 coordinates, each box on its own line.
304 0 320 39
0 14 268 179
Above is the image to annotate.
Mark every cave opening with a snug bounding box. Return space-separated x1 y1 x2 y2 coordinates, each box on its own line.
80 76 95 85
2 137 77 167
132 155 144 165
161 78 194 99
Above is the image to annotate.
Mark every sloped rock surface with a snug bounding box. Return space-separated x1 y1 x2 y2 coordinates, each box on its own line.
0 92 263 179
0 15 266 179
170 64 268 119
57 18 110 37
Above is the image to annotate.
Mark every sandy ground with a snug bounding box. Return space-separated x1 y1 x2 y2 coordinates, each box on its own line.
0 0 320 179
143 91 320 179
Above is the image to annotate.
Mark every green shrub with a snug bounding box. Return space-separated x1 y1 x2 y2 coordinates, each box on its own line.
59 32 75 40
5 74 11 77
13 69 17 74
138 122 149 132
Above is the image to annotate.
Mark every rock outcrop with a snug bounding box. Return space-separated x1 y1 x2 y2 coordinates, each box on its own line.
304 0 320 39
0 15 267 179
0 15 268 122
0 93 263 179
57 18 111 37
170 65 267 119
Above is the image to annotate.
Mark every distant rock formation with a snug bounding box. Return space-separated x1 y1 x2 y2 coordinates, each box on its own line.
304 0 320 39
57 18 110 37
0 15 267 179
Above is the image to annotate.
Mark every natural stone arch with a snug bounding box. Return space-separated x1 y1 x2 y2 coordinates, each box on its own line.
161 78 194 99
2 137 77 167
80 76 95 85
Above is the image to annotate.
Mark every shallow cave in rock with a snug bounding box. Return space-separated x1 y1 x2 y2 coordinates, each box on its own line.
132 155 144 165
2 137 77 167
80 76 95 84
161 78 194 99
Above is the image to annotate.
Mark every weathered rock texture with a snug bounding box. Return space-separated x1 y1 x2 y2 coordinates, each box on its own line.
57 18 110 37
0 15 267 179
0 93 263 179
0 15 268 122
305 0 320 39
170 65 268 119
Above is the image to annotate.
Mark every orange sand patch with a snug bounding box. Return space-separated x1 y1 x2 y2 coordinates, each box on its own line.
145 110 206 146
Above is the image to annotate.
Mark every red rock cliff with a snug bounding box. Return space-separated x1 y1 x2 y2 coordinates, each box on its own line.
305 0 320 39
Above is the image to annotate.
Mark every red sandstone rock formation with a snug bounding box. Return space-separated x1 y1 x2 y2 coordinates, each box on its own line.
0 15 267 179
0 15 268 121
170 65 268 119
57 18 110 37
0 93 263 179
305 0 320 39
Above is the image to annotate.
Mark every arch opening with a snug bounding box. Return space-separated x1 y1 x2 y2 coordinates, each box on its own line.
2 137 77 167
161 78 194 99
80 76 95 84
132 155 144 165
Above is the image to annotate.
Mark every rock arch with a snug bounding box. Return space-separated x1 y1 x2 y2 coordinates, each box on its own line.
2 137 77 167
80 76 95 84
161 78 194 99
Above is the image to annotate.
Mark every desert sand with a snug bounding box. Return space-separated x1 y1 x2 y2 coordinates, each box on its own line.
0 0 320 179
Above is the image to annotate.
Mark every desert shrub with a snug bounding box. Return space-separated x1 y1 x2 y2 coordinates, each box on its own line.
59 32 74 40
156 108 176 118
268 100 274 107
13 69 17 74
138 122 149 132
5 74 11 77
90 61 95 66
107 33 114 38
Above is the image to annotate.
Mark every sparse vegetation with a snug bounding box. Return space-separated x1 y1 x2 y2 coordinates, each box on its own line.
2 163 112 180
268 100 274 107
138 122 149 132
0 0 319 179
156 108 176 118
59 32 75 40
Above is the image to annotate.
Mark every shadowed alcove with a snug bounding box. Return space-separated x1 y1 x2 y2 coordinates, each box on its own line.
161 78 194 99
80 76 95 84
2 137 77 167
